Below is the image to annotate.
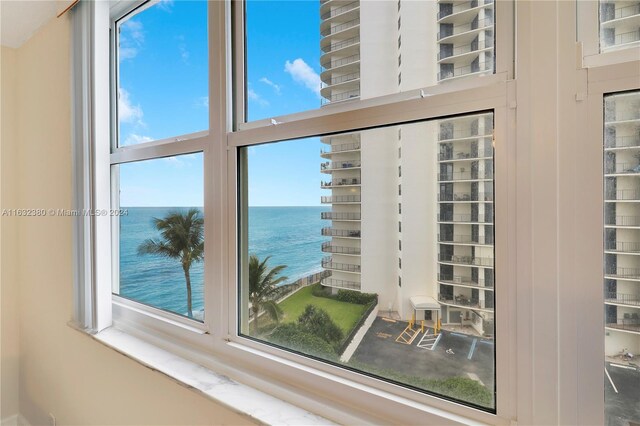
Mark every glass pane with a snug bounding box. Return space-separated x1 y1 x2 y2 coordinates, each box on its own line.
603 91 640 425
245 0 495 121
113 153 205 321
599 1 640 52
239 113 496 410
116 1 208 146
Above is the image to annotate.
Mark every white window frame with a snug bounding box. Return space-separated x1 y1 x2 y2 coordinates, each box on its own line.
72 0 640 424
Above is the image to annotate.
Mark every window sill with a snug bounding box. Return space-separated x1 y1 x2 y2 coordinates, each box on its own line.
70 324 334 425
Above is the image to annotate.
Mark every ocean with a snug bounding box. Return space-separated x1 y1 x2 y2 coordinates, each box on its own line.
118 206 329 317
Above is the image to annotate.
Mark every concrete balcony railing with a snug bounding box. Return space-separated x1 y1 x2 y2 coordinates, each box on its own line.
438 61 493 81
438 233 493 245
322 72 360 87
605 240 640 252
437 213 493 223
610 29 640 47
322 257 361 273
438 170 493 181
439 148 493 161
605 267 640 279
439 129 492 141
438 273 494 288
321 18 360 37
437 0 493 20
605 216 640 227
321 211 361 220
321 227 361 238
321 36 360 54
321 277 361 290
321 178 361 187
437 18 494 40
605 162 640 174
322 241 361 255
601 3 640 22
438 192 494 202
606 318 640 332
321 90 360 105
606 108 640 123
321 54 360 71
605 189 640 201
438 293 493 310
605 292 640 306
438 39 493 60
321 160 361 171
320 141 361 155
321 195 361 203
438 253 494 267
605 135 640 149
321 1 359 20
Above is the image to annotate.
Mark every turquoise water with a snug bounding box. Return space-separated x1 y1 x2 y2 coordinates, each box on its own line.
118 206 328 317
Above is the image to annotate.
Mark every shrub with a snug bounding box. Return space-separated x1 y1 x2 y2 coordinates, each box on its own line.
311 283 332 298
335 289 378 305
297 305 344 345
268 323 337 359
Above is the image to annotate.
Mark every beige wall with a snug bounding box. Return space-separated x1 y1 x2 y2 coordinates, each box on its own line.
1 44 21 421
2 14 251 426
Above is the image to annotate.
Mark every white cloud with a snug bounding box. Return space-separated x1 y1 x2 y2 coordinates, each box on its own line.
197 96 209 108
179 44 190 62
118 89 144 125
122 133 153 147
248 88 269 107
284 58 321 98
157 0 174 12
119 19 144 60
259 77 281 94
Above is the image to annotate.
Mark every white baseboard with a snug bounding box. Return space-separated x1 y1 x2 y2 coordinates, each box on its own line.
0 414 30 426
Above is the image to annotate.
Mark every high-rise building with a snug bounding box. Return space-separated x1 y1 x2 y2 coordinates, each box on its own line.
599 1 640 52
319 0 496 336
604 91 640 358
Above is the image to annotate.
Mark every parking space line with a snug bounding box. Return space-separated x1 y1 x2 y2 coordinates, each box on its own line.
605 367 619 394
468 338 478 360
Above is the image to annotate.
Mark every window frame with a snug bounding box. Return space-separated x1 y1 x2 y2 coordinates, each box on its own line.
70 0 564 424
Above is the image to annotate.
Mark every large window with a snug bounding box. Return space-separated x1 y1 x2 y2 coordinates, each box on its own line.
238 115 497 410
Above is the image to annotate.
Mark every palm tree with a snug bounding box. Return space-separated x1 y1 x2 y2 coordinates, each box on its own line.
249 255 288 334
138 209 204 318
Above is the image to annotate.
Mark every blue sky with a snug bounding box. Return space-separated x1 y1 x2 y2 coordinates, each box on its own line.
118 0 324 207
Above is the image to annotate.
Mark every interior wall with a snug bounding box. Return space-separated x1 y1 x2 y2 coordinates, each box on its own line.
1 44 21 422
9 14 251 426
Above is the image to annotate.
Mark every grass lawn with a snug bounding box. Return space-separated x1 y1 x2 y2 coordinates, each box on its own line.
278 285 367 334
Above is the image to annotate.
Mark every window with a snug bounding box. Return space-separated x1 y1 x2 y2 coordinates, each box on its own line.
599 1 640 52
238 116 496 410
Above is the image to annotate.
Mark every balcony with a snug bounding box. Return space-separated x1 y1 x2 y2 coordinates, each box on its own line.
321 36 360 54
320 1 359 20
605 292 640 306
321 212 361 220
438 192 494 202
438 253 494 267
438 39 493 61
321 227 361 238
601 3 640 23
322 257 361 273
605 267 640 279
438 130 493 142
322 72 360 87
438 273 494 288
605 135 640 149
321 89 360 106
321 160 361 172
437 213 493 223
606 318 640 333
438 170 493 181
321 277 361 290
605 162 640 174
321 18 360 37
321 53 360 71
321 178 361 188
605 240 640 252
439 148 493 161
437 293 492 310
605 189 640 201
437 18 494 41
321 194 361 204
438 233 493 245
438 61 493 81
437 0 493 21
608 29 640 48
321 242 361 255
320 141 361 156
605 216 640 227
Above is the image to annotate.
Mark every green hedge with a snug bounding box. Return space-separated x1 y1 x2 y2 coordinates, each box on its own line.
298 305 344 345
268 323 337 360
310 283 378 306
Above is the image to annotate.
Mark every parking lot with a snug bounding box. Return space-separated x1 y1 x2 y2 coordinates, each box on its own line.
605 362 640 426
350 317 495 391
